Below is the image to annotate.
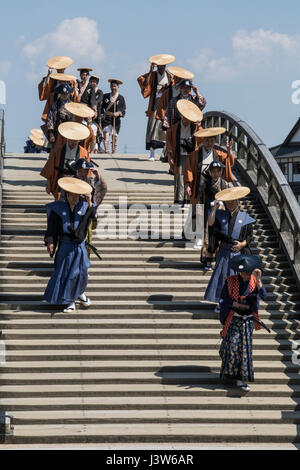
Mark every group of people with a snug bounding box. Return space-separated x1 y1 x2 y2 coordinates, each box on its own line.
34 54 268 394
24 55 126 155
138 54 269 392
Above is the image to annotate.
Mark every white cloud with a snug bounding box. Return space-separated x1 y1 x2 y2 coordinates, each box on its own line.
23 17 105 68
0 61 12 78
187 29 300 82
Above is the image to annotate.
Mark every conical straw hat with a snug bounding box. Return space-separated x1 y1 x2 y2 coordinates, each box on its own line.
47 56 73 70
30 129 43 137
49 72 77 82
215 186 250 202
77 67 93 72
29 135 44 147
176 100 203 122
65 102 95 119
149 54 175 66
194 127 226 138
58 177 92 195
58 122 90 141
168 66 194 80
108 78 123 85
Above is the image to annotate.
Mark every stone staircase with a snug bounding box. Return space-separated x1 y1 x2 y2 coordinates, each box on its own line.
0 159 300 446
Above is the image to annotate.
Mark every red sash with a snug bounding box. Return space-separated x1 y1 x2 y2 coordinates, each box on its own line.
221 275 261 339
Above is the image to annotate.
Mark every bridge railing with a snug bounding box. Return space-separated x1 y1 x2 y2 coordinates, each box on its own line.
0 108 4 239
203 110 300 290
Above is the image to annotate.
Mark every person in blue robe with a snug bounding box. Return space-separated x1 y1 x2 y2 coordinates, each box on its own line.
218 255 267 392
204 188 255 306
43 178 97 312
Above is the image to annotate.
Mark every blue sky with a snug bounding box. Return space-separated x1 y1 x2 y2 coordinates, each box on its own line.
1 0 300 153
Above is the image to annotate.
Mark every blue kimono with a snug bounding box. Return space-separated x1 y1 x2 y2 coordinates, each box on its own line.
219 275 267 383
43 200 96 305
204 210 255 303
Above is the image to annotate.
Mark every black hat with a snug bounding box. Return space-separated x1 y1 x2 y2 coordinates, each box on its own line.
71 158 94 171
229 255 263 273
55 83 73 94
209 161 226 171
179 79 193 88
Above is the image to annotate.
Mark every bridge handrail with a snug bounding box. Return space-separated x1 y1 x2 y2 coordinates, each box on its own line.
0 108 4 239
203 110 300 289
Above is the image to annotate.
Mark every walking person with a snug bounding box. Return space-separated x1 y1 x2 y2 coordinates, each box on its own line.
44 177 97 312
219 255 267 392
101 79 126 154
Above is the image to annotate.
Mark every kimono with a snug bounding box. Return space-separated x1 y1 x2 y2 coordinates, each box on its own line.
219 274 267 383
163 93 206 130
40 144 90 199
38 76 78 122
185 145 235 205
204 209 255 303
45 98 73 141
156 83 181 121
44 200 97 305
101 93 126 134
138 70 173 150
79 83 97 109
24 140 47 154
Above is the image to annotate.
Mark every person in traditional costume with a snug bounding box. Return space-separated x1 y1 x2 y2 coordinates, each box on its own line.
45 83 73 146
24 134 47 154
101 79 126 154
64 102 96 153
38 57 78 123
44 177 97 312
77 68 96 108
198 161 230 270
219 254 267 392
156 66 194 163
166 99 203 205
163 79 206 131
185 127 234 249
41 122 90 200
137 54 175 161
71 158 107 258
204 187 256 309
89 74 104 153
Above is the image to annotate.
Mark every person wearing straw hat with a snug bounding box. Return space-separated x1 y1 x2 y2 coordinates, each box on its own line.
39 57 78 122
45 83 74 147
89 74 104 153
77 68 95 107
24 134 47 154
63 102 97 153
137 54 175 161
44 177 97 312
185 127 235 205
204 186 256 309
163 79 206 131
198 161 231 270
166 99 203 205
101 79 126 154
41 122 90 199
218 254 267 392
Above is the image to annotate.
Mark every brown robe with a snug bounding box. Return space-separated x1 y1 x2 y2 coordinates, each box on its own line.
166 122 202 175
39 77 79 123
156 87 171 121
137 71 174 118
40 144 90 199
185 147 235 205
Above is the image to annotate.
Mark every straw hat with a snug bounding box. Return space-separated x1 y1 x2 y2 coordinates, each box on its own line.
194 127 226 138
58 177 93 195
65 102 95 119
30 129 43 137
215 186 250 202
58 122 90 141
47 56 73 70
168 66 194 80
77 67 93 72
49 72 77 82
149 54 175 66
108 78 123 85
176 100 203 123
30 135 44 147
